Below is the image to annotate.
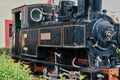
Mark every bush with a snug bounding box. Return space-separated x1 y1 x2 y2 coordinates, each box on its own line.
0 48 11 55
116 48 120 60
0 50 34 80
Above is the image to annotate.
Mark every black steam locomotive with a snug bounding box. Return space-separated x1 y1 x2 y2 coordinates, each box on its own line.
12 0 120 80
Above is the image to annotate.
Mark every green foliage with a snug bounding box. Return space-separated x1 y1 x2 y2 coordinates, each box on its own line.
0 50 34 80
59 73 86 80
59 73 66 80
0 48 11 55
116 48 120 60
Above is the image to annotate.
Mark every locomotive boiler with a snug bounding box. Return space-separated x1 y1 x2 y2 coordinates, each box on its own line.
12 0 120 80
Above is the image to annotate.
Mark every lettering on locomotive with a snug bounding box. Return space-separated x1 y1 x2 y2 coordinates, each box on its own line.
40 33 51 40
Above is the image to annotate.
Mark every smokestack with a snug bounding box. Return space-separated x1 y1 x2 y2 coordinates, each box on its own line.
77 0 85 16
77 0 102 17
92 0 102 12
77 0 90 17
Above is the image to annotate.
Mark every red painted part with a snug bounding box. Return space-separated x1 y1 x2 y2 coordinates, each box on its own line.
77 59 88 64
5 20 12 48
100 68 119 80
47 0 52 4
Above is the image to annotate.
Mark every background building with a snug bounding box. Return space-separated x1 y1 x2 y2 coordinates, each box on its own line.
0 0 120 48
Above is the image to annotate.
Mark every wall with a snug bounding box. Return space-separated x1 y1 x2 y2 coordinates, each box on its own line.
0 0 47 47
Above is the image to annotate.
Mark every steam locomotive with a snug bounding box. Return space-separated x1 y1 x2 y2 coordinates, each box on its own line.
12 0 120 80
